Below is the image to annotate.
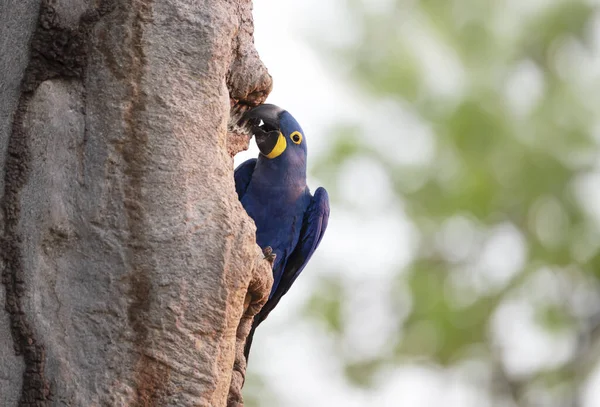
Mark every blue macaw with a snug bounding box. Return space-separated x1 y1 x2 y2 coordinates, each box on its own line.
235 104 330 360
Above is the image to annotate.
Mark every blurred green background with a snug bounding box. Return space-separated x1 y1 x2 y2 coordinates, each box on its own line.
240 1 600 406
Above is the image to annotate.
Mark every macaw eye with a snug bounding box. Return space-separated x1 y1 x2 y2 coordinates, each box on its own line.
290 131 302 144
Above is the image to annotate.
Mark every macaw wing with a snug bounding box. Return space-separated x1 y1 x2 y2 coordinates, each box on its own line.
234 158 257 199
255 187 330 326
244 187 330 360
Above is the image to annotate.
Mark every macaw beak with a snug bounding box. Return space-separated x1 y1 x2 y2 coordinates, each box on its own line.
255 130 287 159
242 104 287 159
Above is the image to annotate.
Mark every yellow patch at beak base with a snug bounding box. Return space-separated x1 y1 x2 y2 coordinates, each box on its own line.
266 132 287 159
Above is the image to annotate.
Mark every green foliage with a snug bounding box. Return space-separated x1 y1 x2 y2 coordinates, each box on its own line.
305 275 345 334
305 0 600 404
400 263 497 364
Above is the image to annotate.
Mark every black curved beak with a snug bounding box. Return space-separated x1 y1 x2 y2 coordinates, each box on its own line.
242 104 285 156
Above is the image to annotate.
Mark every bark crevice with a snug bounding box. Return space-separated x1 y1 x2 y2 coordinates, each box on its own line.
2 91 51 407
1 1 116 405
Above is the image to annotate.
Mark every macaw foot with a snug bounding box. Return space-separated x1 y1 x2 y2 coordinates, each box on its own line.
262 246 276 264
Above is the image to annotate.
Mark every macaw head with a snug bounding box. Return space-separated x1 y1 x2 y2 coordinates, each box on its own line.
243 104 307 163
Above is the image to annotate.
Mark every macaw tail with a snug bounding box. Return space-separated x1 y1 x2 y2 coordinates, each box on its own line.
243 322 258 362
245 308 270 362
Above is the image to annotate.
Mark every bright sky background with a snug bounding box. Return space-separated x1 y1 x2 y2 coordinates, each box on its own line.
236 1 600 406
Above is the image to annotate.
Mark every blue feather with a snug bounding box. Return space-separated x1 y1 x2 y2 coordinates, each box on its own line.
234 106 330 360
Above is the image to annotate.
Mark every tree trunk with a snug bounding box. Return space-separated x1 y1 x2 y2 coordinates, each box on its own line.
0 1 273 406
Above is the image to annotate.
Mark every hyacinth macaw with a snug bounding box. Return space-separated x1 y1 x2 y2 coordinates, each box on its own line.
235 104 330 360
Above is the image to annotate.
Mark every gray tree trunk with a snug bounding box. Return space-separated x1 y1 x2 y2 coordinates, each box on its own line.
0 1 273 406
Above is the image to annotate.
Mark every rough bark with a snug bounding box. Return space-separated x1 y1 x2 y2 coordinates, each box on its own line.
0 1 273 406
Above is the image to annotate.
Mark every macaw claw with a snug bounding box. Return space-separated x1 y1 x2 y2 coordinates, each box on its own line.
262 246 276 264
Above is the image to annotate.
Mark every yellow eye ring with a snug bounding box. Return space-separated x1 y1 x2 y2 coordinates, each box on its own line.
290 131 303 144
